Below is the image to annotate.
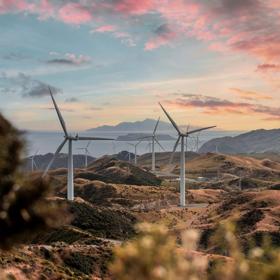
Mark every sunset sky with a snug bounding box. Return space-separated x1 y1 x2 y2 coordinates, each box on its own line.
0 0 280 131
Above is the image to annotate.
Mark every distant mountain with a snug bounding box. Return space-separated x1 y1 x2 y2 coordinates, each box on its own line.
116 133 175 141
23 153 96 171
87 119 174 132
199 129 280 154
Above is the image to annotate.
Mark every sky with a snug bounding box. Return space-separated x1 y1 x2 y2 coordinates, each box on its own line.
0 0 280 132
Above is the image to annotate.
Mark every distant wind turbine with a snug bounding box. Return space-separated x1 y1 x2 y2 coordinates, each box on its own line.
30 149 39 172
42 88 114 200
127 141 142 165
138 117 165 172
159 103 216 207
77 141 91 168
125 145 132 163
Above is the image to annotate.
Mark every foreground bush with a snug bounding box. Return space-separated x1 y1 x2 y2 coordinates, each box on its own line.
0 113 62 249
111 222 280 280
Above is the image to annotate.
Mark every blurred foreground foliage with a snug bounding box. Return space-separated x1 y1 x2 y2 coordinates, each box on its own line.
0 113 63 249
111 222 280 280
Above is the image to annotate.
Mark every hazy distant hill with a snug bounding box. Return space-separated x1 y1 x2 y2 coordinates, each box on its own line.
23 153 96 171
87 118 174 132
199 129 280 154
116 133 175 141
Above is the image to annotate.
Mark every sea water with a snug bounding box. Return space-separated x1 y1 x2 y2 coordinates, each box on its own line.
24 130 241 158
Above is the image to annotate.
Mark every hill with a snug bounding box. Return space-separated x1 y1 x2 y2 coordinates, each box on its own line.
23 153 96 171
199 128 280 154
75 156 162 186
116 133 175 141
87 118 173 132
2 151 280 279
138 151 199 170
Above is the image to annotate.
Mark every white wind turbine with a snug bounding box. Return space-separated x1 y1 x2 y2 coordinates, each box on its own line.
159 103 216 207
139 117 165 172
42 88 114 200
125 144 132 163
127 141 142 165
30 149 39 172
77 141 91 168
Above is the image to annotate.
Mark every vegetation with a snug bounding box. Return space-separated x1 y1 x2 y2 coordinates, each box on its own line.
111 222 280 280
0 113 62 250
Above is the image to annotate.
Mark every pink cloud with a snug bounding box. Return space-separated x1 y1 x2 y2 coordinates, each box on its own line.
115 0 155 15
0 0 280 65
94 25 117 33
0 0 30 13
166 94 280 119
58 3 92 25
257 63 280 72
229 88 272 100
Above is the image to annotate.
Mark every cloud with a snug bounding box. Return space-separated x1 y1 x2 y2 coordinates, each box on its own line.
0 72 61 98
93 25 117 33
257 63 280 72
145 24 177 50
2 52 28 60
113 31 136 47
166 93 280 120
65 97 79 103
1 0 280 65
229 88 272 100
58 2 92 24
114 0 156 15
47 53 91 66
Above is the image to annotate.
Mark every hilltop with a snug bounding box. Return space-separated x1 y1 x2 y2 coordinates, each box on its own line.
199 128 280 154
23 153 95 171
87 118 173 132
116 133 175 141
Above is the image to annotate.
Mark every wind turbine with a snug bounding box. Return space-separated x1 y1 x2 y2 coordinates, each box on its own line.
42 88 114 201
127 141 142 165
159 103 216 207
138 117 165 172
125 145 132 163
30 149 39 172
77 141 91 168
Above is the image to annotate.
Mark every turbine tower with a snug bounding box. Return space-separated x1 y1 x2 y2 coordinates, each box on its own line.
138 117 165 172
42 88 113 201
159 103 216 207
77 141 91 168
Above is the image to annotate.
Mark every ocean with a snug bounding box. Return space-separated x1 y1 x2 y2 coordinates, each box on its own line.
23 130 241 157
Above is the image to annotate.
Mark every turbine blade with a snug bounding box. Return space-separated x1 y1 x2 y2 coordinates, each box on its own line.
159 103 181 134
42 138 67 177
187 125 216 135
155 137 165 151
153 117 160 135
169 136 181 164
49 87 68 136
77 136 114 141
